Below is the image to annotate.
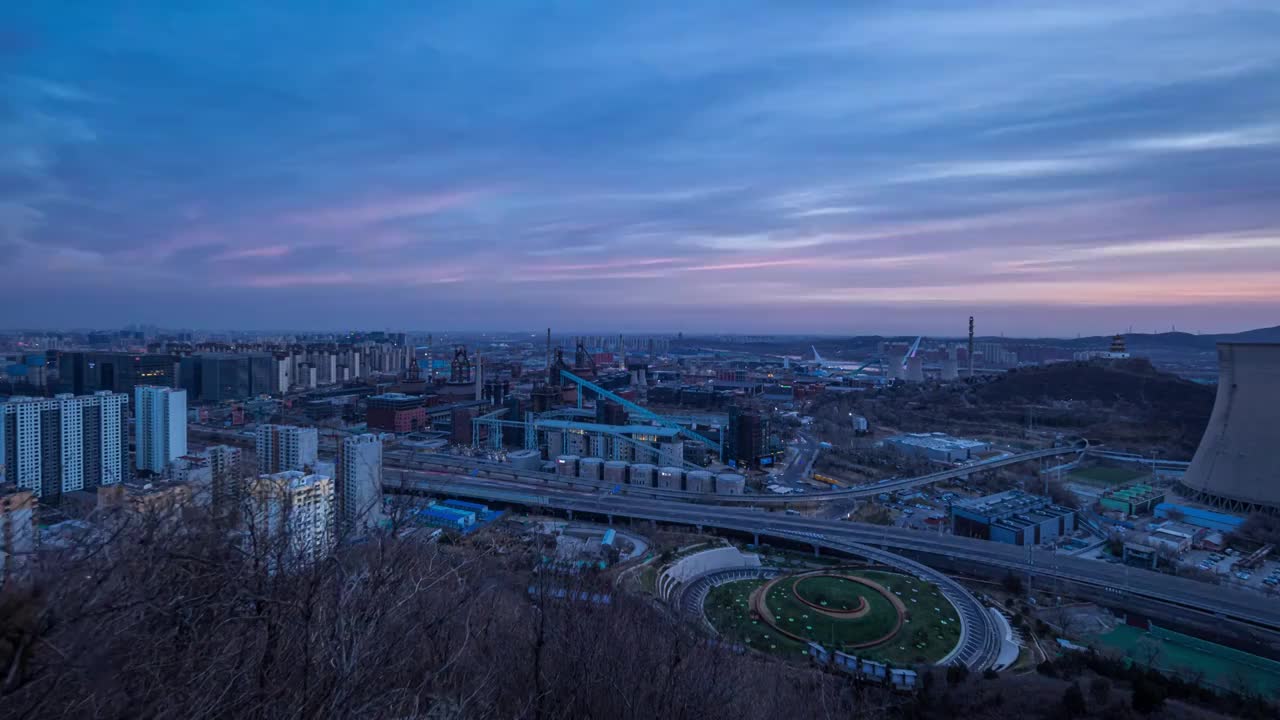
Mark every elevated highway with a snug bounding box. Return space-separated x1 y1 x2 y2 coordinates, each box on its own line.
384 471 1280 651
388 441 1085 506
385 470 1000 669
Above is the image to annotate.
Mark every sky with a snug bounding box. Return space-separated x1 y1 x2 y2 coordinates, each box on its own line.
3 1 1280 337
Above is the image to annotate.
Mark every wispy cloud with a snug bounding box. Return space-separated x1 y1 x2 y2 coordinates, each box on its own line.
3 1 1279 333
280 190 484 229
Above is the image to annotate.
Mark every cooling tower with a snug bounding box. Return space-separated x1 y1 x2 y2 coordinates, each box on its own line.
941 358 959 381
887 353 905 381
906 355 924 383
1180 343 1280 512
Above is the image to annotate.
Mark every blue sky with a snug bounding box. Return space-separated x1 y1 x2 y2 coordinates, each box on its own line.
3 1 1280 336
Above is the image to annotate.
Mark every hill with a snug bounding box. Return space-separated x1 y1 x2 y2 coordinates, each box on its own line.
816 358 1215 457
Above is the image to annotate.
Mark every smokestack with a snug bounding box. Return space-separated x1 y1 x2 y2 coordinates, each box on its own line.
967 316 975 378
545 328 551 370
475 352 483 402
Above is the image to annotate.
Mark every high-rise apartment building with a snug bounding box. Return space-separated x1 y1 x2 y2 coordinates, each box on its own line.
0 392 129 503
206 444 244 510
135 386 187 474
255 424 319 475
246 471 335 567
1 484 37 583
336 433 383 533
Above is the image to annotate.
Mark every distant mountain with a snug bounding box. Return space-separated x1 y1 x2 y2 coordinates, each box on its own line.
1217 325 1280 343
996 325 1280 351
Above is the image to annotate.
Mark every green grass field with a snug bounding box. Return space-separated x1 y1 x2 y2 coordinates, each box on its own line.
703 570 962 666
1068 466 1148 487
1097 625 1280 698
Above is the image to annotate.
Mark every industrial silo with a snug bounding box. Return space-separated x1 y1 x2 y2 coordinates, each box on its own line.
1181 343 1280 511
508 448 542 472
685 470 714 494
630 463 656 487
546 431 564 456
603 460 628 485
716 473 746 495
659 441 684 466
578 457 604 481
657 466 684 490
556 455 579 477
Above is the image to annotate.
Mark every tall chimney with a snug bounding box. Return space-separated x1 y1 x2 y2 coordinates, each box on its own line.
545 328 551 370
967 316 975 378
475 351 483 402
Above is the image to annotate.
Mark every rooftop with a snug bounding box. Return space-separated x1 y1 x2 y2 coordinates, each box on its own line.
954 489 1056 519
888 432 988 452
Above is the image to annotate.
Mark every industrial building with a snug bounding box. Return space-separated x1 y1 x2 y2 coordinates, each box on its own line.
57 351 177 397
365 392 428 433
1181 343 1280 513
950 490 1076 546
0 392 129 503
542 420 685 466
885 433 988 463
1154 503 1244 533
180 353 277 402
1100 483 1166 516
418 501 479 530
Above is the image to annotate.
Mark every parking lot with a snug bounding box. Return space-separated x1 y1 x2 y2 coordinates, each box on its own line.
1180 549 1280 592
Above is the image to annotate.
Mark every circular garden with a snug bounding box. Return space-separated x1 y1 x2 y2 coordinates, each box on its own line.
702 568 963 665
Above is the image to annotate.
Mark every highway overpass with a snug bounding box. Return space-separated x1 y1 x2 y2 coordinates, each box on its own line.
384 470 1280 658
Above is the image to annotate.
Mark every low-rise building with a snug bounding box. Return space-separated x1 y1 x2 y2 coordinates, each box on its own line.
950 489 1076 546
885 433 989 463
1100 483 1165 516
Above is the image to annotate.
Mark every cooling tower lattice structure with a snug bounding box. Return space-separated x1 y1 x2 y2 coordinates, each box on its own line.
1180 343 1280 513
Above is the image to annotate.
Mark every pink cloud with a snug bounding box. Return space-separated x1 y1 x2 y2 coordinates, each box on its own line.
213 244 292 261
281 190 484 229
240 272 355 288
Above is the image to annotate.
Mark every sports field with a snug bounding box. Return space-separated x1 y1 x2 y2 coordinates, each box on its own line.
1097 624 1280 699
1068 466 1148 487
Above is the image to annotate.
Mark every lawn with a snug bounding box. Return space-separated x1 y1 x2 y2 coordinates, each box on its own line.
704 579 809 657
703 571 963 666
765 576 900 647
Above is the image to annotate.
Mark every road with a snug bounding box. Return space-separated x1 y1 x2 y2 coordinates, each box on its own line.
779 432 821 486
386 468 999 669
384 470 1280 639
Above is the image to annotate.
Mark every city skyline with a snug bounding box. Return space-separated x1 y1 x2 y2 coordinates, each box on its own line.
3 2 1280 335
